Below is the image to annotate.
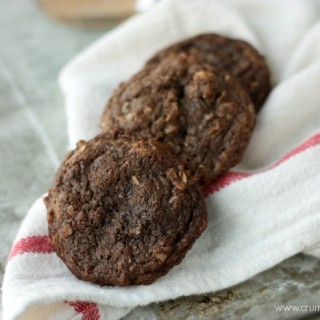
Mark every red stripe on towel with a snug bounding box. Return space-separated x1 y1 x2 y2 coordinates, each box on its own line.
68 301 100 320
274 131 320 166
204 132 320 196
8 134 320 259
203 172 252 196
8 235 53 260
8 237 101 319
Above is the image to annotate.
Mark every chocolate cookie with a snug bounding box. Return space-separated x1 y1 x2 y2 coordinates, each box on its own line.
44 131 207 286
101 54 255 185
146 33 271 111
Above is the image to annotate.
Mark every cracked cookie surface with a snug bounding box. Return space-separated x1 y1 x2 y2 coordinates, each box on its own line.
101 54 255 185
146 33 271 111
45 131 207 286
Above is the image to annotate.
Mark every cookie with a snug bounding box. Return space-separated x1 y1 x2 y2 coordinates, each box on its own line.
44 131 207 286
146 33 271 111
100 54 255 185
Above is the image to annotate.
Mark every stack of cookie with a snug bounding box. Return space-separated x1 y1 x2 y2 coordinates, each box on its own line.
45 33 270 286
101 34 270 184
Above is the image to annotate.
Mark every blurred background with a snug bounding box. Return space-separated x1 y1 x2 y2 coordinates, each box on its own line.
37 0 156 28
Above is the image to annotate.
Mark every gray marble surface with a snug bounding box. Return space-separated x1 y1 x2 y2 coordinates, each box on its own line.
0 1 319 319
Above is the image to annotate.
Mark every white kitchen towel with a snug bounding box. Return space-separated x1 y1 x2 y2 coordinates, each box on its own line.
3 0 320 319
